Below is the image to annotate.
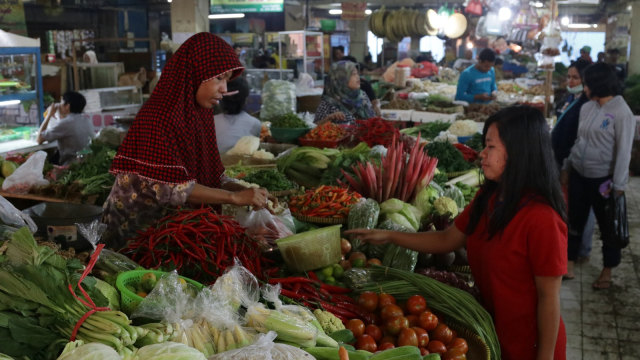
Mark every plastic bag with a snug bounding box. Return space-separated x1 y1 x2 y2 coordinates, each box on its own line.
2 151 49 193
79 220 139 274
235 208 294 250
207 331 314 360
260 80 296 121
0 195 37 232
604 193 629 249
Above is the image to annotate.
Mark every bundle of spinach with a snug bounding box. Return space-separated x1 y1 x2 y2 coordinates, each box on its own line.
425 141 472 173
400 121 451 140
241 169 296 191
56 142 116 202
270 113 308 128
320 142 376 185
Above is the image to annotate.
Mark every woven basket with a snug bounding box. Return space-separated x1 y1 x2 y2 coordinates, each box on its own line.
292 213 347 225
448 319 492 360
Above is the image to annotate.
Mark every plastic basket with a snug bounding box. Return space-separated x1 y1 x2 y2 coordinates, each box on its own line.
276 224 342 272
270 127 310 144
116 270 204 315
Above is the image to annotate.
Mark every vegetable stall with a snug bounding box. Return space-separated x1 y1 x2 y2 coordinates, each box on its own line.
0 111 493 360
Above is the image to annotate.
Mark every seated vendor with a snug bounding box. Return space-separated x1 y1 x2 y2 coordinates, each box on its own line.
215 77 262 154
455 48 497 104
37 91 94 165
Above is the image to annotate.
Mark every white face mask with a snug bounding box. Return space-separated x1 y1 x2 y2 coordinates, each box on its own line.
567 84 583 94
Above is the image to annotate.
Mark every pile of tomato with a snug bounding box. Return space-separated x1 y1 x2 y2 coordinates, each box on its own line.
346 292 469 360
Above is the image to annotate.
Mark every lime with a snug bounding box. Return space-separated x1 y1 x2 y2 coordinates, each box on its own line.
332 264 344 279
321 265 334 278
316 271 327 281
324 276 336 284
352 258 366 268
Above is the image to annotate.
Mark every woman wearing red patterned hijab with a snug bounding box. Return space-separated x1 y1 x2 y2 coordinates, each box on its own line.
102 33 270 249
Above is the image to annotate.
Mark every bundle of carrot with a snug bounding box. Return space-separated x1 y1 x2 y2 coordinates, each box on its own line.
269 274 373 324
121 207 267 283
341 135 438 203
301 122 347 141
288 185 362 218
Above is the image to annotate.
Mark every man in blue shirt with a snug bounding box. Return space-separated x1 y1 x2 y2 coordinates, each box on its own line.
455 48 497 104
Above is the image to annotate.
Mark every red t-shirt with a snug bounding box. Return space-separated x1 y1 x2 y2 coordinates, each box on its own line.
455 194 567 360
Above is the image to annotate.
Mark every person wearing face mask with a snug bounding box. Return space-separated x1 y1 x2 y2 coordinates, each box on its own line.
101 33 272 249
551 59 593 267
347 106 568 360
561 63 635 289
314 61 375 125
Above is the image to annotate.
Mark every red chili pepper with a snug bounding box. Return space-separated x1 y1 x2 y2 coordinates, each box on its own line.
320 283 352 294
319 302 359 319
268 277 318 285
307 271 319 281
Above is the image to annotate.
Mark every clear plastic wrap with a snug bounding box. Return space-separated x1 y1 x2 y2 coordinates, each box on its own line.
207 332 314 360
260 80 296 121
80 220 139 276
2 151 49 193
0 195 37 232
235 208 294 250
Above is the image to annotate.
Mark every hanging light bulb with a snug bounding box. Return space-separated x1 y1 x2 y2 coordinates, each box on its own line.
498 7 512 21
561 16 570 26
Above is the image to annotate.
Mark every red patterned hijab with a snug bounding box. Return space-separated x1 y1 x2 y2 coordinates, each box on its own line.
111 33 243 187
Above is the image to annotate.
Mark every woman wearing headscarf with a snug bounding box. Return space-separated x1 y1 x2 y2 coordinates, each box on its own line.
102 33 270 249
314 61 375 125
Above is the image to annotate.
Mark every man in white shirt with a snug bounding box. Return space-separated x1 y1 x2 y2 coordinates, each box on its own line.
215 77 262 153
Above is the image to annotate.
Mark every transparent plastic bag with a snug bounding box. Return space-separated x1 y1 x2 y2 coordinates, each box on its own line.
235 208 294 250
79 220 139 274
2 151 49 193
207 331 314 360
0 195 37 232
260 80 296 121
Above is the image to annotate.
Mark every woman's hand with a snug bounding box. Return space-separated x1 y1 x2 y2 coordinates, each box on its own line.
344 229 393 245
230 187 269 207
324 112 346 123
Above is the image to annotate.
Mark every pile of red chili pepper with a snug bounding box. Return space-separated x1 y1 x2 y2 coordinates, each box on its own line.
121 207 266 283
453 143 478 163
353 117 400 147
269 274 373 324
288 185 362 218
301 122 347 141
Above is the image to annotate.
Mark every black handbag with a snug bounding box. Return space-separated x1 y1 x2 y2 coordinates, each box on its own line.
604 193 630 249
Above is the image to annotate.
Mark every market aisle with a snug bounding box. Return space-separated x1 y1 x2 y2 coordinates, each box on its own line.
562 176 640 360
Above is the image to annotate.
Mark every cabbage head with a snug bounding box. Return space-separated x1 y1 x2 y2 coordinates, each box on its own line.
56 343 120 360
380 198 405 215
136 342 206 360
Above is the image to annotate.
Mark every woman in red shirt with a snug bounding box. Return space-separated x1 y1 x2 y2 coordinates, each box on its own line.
346 106 567 360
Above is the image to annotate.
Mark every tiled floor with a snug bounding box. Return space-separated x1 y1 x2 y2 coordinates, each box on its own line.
562 176 640 360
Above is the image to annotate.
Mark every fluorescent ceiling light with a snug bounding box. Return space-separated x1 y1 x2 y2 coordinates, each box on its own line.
167 0 171 2
329 9 342 15
0 100 20 107
498 7 512 21
208 13 245 19
567 23 595 28
365 9 372 15
561 16 570 26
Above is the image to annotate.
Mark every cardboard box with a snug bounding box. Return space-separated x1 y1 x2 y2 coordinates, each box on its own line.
411 111 461 123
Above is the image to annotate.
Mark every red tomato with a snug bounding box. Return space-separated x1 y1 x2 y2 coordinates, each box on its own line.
432 323 453 345
442 348 467 360
418 311 438 331
406 314 419 327
356 334 377 353
385 315 409 335
412 327 430 347
341 238 352 254
419 347 429 356
365 324 383 342
367 258 382 267
380 335 396 346
406 295 427 315
357 292 379 313
449 338 469 354
380 304 404 322
427 340 447 354
397 328 418 347
378 342 395 351
378 293 396 308
347 319 365 338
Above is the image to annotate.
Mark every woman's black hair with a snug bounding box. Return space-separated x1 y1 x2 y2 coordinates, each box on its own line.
583 62 621 98
220 77 249 115
466 105 567 238
62 91 86 114
568 58 591 81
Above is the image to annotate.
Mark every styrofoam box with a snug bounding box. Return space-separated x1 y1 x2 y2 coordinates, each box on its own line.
380 109 413 121
411 111 461 123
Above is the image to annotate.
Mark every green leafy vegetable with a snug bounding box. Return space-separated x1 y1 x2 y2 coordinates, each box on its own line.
270 113 308 129
464 132 484 152
400 121 451 140
242 169 296 192
425 141 472 173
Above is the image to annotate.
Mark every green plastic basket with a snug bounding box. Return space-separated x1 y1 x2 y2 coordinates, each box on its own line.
115 269 204 315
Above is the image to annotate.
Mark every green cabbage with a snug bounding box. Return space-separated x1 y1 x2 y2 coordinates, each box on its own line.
380 198 404 214
388 213 417 232
443 185 466 210
136 342 206 360
56 343 120 360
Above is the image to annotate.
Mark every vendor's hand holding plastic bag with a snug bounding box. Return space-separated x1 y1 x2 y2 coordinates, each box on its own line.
235 208 294 250
2 151 49 193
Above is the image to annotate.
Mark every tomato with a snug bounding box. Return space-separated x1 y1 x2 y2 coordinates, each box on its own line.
431 323 453 345
449 338 469 354
349 252 367 267
380 304 404 322
356 334 377 353
339 259 352 270
418 311 438 331
385 315 409 335
412 327 429 347
367 258 382 266
377 293 396 308
365 324 383 342
419 347 429 356
427 340 447 354
378 342 395 351
397 328 418 347
406 314 419 327
442 348 467 360
341 238 352 254
357 292 379 313
380 335 396 346
347 319 366 338
406 295 427 315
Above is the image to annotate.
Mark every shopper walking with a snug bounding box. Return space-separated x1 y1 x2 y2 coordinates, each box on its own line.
347 106 567 360
551 59 594 265
102 33 270 249
561 62 635 288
